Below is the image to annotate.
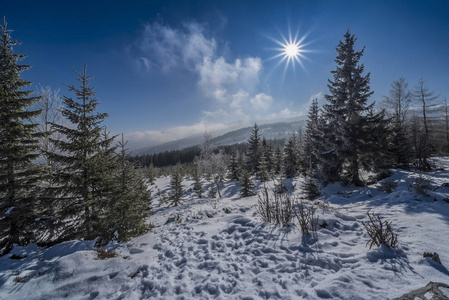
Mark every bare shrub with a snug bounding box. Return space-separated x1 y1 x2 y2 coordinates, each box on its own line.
95 248 118 260
13 274 30 283
410 175 434 196
294 200 319 235
256 187 295 226
377 178 398 193
362 211 398 249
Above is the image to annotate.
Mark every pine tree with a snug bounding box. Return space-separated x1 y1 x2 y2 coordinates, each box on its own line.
169 164 183 206
49 65 116 240
304 98 321 175
0 19 45 255
246 123 262 174
321 30 381 186
273 146 284 176
192 161 204 198
284 135 299 178
147 163 156 185
111 134 151 242
239 169 255 197
227 150 240 181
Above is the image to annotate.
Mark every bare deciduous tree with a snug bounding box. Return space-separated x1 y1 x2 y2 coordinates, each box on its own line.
32 85 63 174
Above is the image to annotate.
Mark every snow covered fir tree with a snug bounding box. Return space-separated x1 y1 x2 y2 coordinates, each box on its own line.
1 11 449 300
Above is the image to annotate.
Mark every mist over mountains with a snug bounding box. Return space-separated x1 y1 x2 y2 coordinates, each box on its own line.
132 119 306 155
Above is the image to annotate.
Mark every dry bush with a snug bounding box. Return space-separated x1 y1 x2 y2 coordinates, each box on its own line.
295 200 319 235
410 176 434 196
256 187 295 226
13 274 30 283
377 178 398 193
362 211 398 249
95 248 118 260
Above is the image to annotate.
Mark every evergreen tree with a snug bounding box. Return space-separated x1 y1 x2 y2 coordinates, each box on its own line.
284 135 299 178
321 30 381 186
49 65 116 240
0 19 45 255
192 161 204 198
304 98 321 175
273 146 284 176
146 163 156 185
246 123 262 174
169 164 183 206
111 134 151 242
227 150 240 181
239 169 255 197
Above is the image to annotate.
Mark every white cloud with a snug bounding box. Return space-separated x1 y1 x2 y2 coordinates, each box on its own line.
134 21 216 72
131 20 266 122
196 57 262 104
250 93 273 110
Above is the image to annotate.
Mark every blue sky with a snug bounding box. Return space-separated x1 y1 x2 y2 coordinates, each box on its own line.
4 0 449 149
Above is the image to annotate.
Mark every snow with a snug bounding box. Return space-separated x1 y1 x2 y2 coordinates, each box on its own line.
1 158 449 299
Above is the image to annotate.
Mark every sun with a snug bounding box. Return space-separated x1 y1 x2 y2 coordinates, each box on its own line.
284 42 300 58
268 30 312 73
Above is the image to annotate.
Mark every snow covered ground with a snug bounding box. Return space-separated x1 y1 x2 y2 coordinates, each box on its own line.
1 158 449 299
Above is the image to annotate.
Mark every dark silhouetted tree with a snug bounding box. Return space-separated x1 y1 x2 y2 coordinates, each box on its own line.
0 19 44 255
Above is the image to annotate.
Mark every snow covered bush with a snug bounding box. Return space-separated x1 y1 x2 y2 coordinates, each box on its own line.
362 211 398 249
377 178 398 193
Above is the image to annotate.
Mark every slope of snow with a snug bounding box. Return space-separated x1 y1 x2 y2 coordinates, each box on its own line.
1 158 449 299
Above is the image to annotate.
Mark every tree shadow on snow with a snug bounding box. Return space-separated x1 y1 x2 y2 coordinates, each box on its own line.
366 245 420 278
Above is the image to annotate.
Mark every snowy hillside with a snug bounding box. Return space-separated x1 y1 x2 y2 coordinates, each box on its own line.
133 120 305 155
1 158 449 299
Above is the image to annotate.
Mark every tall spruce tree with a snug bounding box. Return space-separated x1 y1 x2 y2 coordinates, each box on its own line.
246 123 262 174
321 30 381 186
304 98 321 175
49 65 116 240
284 134 299 178
0 19 44 255
227 150 240 181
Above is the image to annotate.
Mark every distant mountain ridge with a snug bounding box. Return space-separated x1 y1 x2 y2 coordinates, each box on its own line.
132 119 306 155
